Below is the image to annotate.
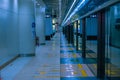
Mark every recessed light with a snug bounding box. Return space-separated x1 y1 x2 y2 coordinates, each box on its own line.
37 3 40 5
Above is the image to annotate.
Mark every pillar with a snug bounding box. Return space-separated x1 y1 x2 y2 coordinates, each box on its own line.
97 10 105 79
35 0 46 45
82 18 86 58
18 0 35 56
45 16 53 40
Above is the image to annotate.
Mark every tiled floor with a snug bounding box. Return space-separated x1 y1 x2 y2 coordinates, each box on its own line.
60 33 96 80
1 32 97 80
1 33 60 80
1 57 32 80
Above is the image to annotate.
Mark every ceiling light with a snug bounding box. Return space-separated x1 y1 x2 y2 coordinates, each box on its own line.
63 0 90 26
37 3 40 5
64 0 86 24
62 0 77 26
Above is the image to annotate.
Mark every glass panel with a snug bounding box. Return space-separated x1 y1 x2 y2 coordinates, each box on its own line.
78 20 82 51
110 3 120 79
105 3 120 79
86 17 98 76
105 7 111 78
74 22 77 47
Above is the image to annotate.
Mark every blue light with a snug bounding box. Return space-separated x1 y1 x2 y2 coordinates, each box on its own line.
62 0 77 26
62 0 89 26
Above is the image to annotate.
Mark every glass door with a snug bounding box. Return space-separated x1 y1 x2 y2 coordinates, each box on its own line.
105 3 120 79
78 20 82 51
85 16 98 76
73 22 77 47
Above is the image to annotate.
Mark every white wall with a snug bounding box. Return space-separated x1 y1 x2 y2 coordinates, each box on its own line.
0 0 19 65
18 0 35 55
0 0 36 66
35 0 46 44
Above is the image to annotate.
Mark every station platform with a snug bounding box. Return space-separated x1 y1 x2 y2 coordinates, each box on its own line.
1 32 98 80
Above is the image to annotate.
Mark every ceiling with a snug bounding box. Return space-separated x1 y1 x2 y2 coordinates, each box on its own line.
43 0 59 16
42 0 74 23
76 0 109 17
36 0 110 24
36 0 74 24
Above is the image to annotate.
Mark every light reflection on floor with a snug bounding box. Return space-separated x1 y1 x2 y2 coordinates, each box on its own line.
60 33 96 80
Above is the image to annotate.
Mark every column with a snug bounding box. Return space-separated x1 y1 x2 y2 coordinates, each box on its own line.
76 21 78 51
35 0 46 45
97 11 105 79
18 0 35 56
82 18 86 58
45 16 53 40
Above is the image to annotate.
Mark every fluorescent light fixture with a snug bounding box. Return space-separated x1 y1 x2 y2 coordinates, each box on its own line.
63 0 89 26
62 0 77 26
53 25 56 30
52 19 56 24
37 3 40 5
64 0 86 24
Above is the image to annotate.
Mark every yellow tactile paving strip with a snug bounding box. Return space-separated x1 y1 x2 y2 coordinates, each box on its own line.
12 33 60 80
61 34 120 79
60 53 81 58
105 64 120 77
81 70 88 77
60 64 94 77
34 75 60 78
33 64 60 79
60 34 94 77
78 64 83 68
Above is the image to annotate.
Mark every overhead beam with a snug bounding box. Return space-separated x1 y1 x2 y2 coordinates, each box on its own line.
80 0 120 19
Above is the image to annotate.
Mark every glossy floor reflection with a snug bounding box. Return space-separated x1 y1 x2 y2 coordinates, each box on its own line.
1 33 60 80
1 33 98 80
60 33 96 80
